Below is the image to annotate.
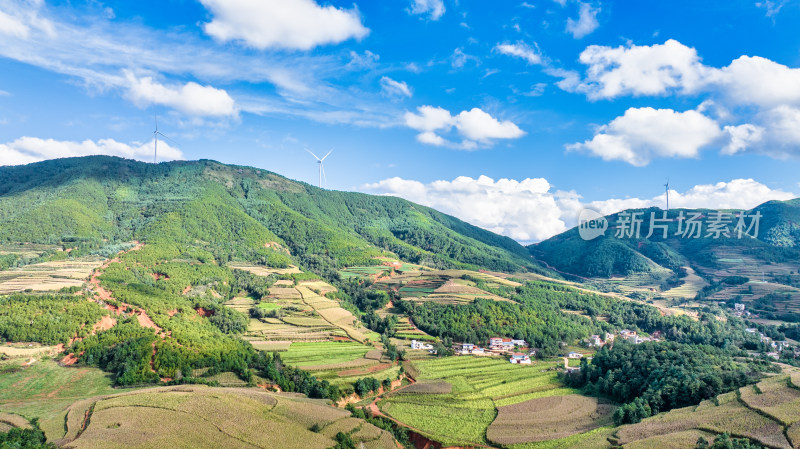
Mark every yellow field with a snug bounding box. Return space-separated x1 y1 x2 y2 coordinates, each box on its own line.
61 386 397 449
0 257 104 293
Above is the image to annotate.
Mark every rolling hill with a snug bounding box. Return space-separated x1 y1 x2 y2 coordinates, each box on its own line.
530 200 800 279
0 156 544 276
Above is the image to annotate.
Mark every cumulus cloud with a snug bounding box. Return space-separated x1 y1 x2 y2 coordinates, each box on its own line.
566 2 600 38
567 107 723 166
0 137 183 166
571 39 707 99
199 0 369 50
363 175 568 242
363 176 795 243
408 0 446 20
494 41 543 65
404 105 525 149
124 72 237 117
380 76 412 98
587 179 796 216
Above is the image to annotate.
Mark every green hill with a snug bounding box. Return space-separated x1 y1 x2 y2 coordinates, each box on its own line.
0 156 542 275
530 201 800 279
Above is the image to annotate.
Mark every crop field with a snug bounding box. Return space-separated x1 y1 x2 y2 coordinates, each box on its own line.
279 341 371 368
222 295 255 314
0 358 118 441
616 377 795 449
0 257 104 293
379 356 574 446
339 266 391 280
61 386 397 449
228 263 302 276
659 267 708 299
487 395 615 445
738 375 800 426
506 426 615 449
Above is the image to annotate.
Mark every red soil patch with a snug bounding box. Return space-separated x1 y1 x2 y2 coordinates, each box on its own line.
150 272 170 281
136 311 163 334
182 285 191 295
196 307 215 317
167 309 178 317
92 315 117 333
61 353 80 366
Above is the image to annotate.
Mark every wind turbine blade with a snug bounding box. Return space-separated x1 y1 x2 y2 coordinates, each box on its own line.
156 131 178 145
305 148 321 160
321 148 334 161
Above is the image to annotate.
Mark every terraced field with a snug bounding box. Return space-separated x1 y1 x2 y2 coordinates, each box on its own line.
615 375 800 449
379 356 576 446
0 257 105 294
58 386 397 449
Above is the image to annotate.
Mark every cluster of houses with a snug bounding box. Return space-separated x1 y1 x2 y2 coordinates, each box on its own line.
585 329 663 348
745 328 791 359
733 303 751 318
454 337 534 363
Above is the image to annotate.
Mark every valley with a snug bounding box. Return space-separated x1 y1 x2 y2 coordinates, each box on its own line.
0 157 799 449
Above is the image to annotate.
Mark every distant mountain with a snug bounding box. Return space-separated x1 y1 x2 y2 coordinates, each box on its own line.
529 199 800 279
0 156 546 276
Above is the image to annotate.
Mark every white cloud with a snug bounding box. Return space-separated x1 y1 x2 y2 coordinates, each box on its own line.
363 176 796 243
566 2 600 38
199 0 369 50
567 107 723 166
404 105 525 149
722 124 765 155
0 137 183 166
0 89 10 97
588 179 796 216
363 175 568 242
408 0 446 20
572 39 707 99
124 72 237 117
756 0 787 17
707 56 800 108
380 76 412 98
0 9 29 38
494 41 543 65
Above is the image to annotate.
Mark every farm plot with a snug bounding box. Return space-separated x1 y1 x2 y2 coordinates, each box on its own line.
739 376 800 426
279 341 371 368
379 356 572 446
616 387 793 449
486 395 615 445
0 358 118 441
339 266 391 280
63 386 397 449
0 257 104 293
228 263 302 276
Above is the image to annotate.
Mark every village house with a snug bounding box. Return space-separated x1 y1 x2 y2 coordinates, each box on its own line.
471 346 485 355
567 351 583 359
604 332 615 343
410 340 433 351
489 337 516 352
509 353 531 364
460 343 475 354
587 335 603 347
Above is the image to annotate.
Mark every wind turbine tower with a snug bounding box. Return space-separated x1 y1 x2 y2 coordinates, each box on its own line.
152 115 174 164
306 148 333 188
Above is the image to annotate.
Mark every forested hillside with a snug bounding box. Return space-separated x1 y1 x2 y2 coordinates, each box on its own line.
530 201 800 278
0 156 543 275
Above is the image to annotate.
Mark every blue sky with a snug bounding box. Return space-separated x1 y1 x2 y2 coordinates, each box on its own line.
1 0 799 242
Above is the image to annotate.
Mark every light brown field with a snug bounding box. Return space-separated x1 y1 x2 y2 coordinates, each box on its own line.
229 263 302 276
62 386 396 449
487 395 615 445
0 258 104 293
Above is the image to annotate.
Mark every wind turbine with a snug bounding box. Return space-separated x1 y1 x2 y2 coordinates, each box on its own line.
664 178 670 212
306 148 333 188
152 115 175 164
